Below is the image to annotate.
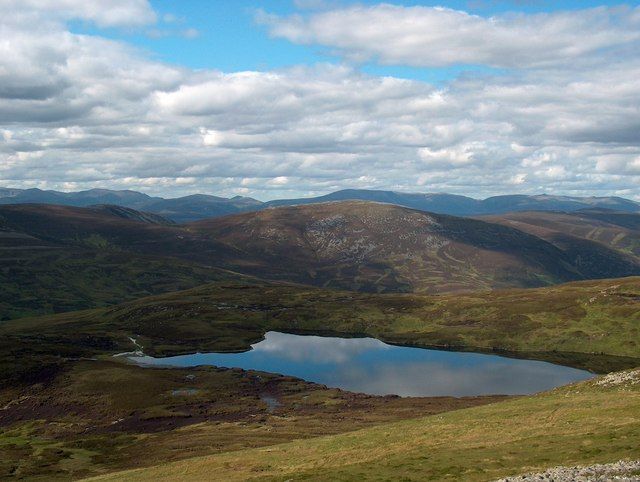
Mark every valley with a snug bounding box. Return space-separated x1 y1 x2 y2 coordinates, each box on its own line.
4 1 640 479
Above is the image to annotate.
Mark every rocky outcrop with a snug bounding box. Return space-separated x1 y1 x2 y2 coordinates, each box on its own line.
496 460 640 482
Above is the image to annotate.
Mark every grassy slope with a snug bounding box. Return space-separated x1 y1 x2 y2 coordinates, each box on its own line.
4 277 637 375
86 371 640 481
0 248 246 320
482 210 640 268
1 278 638 480
0 360 503 480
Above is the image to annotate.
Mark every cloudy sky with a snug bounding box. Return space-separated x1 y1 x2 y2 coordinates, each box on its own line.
1 0 639 200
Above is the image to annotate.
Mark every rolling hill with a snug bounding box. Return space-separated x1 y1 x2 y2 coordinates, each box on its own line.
2 201 640 319
187 201 640 293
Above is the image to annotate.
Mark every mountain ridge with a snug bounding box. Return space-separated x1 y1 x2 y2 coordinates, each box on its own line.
1 186 638 222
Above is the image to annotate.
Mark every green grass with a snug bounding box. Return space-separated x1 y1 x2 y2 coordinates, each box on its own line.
1 277 639 480
3 277 638 377
0 360 501 480
0 248 246 320
84 370 640 481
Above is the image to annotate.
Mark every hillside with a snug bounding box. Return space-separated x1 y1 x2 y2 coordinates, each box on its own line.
90 205 175 226
85 371 640 482
2 202 640 320
0 203 241 260
482 209 640 274
0 276 638 479
188 201 639 293
0 204 245 319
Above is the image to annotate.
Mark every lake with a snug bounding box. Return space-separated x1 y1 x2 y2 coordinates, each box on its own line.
128 331 594 397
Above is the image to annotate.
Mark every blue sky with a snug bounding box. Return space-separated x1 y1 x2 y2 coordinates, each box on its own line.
2 0 640 199
70 0 636 82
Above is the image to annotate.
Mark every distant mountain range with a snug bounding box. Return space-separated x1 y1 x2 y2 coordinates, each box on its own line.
263 189 640 216
0 187 261 223
1 187 638 222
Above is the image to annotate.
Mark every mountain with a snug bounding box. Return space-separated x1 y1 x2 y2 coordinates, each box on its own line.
481 194 640 214
266 189 640 216
3 201 639 319
1 187 638 222
0 187 263 223
0 187 157 207
264 189 479 214
140 194 263 223
187 201 640 293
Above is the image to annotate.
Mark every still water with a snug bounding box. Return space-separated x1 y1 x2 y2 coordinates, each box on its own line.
129 331 593 397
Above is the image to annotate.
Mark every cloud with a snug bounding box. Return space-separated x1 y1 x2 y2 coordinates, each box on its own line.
0 2 639 200
12 0 156 27
130 331 591 397
4 0 157 28
260 4 640 68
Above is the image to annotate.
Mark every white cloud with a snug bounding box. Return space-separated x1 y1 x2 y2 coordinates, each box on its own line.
0 2 639 200
418 145 475 167
269 176 289 186
4 0 157 28
260 4 640 68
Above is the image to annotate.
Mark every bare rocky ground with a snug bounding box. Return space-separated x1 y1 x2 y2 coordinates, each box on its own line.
596 369 640 388
496 460 640 481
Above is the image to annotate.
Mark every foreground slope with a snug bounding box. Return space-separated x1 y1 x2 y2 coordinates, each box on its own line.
0 358 502 480
1 277 638 480
86 370 640 482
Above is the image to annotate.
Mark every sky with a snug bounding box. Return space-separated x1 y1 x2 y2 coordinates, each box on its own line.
1 0 640 201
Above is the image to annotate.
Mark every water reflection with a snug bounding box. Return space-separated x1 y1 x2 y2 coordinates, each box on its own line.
129 331 593 397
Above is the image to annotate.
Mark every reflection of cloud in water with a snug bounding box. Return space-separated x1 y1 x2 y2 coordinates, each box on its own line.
332 361 592 397
129 332 594 397
253 331 388 364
